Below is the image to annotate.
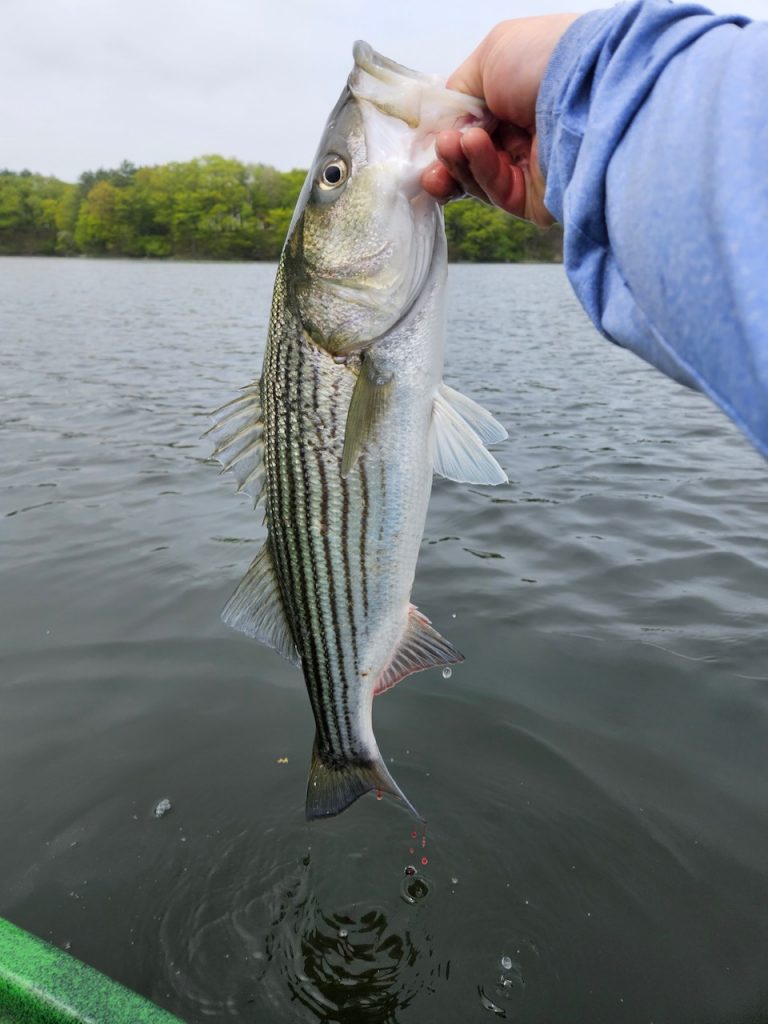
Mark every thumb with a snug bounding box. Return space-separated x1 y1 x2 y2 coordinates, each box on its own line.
445 39 490 99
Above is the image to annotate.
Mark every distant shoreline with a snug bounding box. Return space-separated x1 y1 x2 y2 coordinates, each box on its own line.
0 252 563 266
1 158 563 264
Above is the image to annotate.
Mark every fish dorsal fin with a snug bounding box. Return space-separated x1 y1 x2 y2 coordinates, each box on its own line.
432 388 508 486
205 383 266 506
221 542 300 666
438 383 508 445
374 605 464 696
341 358 394 477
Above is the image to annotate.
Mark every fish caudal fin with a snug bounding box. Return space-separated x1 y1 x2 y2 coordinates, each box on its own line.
305 738 422 821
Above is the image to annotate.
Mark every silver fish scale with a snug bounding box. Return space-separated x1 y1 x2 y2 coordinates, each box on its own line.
263 259 376 764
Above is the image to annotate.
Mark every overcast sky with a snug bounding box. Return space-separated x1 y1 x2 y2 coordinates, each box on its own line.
2 0 764 182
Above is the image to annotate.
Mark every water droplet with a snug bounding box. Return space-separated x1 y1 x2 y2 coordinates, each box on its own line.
442 667 452 679
153 798 172 818
451 613 457 619
400 874 430 904
338 928 348 939
501 955 512 970
451 876 459 884
404 865 417 876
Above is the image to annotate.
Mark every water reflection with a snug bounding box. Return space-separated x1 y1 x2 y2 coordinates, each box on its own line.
3 261 768 1024
160 835 447 1022
281 899 425 1021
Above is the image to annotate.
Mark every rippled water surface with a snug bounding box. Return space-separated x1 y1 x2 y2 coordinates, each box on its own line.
2 256 768 1023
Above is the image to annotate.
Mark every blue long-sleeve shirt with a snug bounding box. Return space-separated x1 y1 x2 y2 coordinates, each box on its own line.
536 0 768 457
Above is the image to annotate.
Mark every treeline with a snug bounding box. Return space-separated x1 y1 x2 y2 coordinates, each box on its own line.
0 157 562 263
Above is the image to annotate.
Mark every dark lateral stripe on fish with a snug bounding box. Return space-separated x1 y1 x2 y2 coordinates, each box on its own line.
334 375 361 741
273 335 335 753
339 471 359 675
312 361 355 752
294 349 345 752
333 373 360 679
265 340 305 662
263 355 292 628
309 361 349 746
358 461 369 618
294 362 339 752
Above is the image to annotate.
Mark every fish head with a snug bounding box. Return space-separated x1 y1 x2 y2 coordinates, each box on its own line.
286 42 491 356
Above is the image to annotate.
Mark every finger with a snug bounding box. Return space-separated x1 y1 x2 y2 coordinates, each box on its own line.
433 129 491 203
421 161 460 200
460 127 527 217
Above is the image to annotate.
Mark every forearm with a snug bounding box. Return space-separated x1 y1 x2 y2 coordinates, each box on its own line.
537 0 768 456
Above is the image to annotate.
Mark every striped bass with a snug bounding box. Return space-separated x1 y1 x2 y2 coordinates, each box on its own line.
208 43 507 820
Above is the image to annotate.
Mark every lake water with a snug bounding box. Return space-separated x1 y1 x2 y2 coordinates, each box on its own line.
1 256 767 1023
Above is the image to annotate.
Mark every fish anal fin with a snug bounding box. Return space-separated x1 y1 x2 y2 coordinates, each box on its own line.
341 358 394 477
373 604 464 696
305 737 422 820
221 541 299 666
432 389 508 486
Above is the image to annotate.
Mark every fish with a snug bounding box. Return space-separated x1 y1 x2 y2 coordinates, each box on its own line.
207 42 508 821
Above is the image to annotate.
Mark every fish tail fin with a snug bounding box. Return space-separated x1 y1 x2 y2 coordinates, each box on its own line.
305 737 422 822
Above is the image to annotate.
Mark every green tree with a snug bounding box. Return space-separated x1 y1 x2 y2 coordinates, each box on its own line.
74 179 125 253
445 201 536 262
0 171 77 254
0 160 562 263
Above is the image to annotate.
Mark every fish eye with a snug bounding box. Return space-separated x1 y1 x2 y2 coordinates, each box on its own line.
318 157 348 190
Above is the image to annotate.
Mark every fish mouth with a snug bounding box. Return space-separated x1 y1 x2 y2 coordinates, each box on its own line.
352 41 432 88
349 40 490 133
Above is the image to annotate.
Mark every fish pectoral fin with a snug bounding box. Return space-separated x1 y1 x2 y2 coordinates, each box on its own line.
205 381 266 506
438 383 508 445
306 737 422 820
221 541 300 666
341 358 394 477
374 604 464 696
432 389 508 486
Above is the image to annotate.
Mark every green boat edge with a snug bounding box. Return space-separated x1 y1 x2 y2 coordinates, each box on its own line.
0 917 184 1024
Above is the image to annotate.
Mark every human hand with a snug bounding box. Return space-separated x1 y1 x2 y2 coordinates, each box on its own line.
422 15 579 226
